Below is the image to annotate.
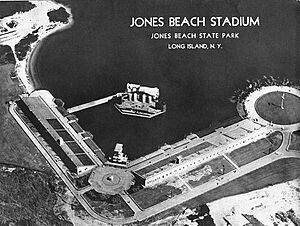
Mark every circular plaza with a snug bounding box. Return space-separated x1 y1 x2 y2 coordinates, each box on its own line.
243 86 300 130
88 166 134 195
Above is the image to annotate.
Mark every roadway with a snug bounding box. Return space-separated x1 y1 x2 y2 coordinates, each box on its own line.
134 129 299 221
9 103 138 225
10 99 300 225
0 30 20 44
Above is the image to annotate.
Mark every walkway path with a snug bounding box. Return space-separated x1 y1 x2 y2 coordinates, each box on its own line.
67 93 123 113
243 85 300 131
135 131 299 221
9 103 136 225
9 85 300 225
177 175 193 191
120 192 142 214
222 153 240 169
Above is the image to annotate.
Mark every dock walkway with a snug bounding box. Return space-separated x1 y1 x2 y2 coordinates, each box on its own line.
67 93 123 113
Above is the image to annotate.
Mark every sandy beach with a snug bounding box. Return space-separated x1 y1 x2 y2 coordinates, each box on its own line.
0 0 74 94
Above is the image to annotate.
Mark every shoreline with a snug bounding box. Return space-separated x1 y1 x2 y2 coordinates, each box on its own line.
26 36 45 90
0 0 74 94
25 1 74 94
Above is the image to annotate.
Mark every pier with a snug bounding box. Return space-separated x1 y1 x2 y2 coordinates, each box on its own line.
67 93 124 113
9 86 300 225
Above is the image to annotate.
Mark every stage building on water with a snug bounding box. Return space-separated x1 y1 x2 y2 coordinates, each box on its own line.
115 83 166 118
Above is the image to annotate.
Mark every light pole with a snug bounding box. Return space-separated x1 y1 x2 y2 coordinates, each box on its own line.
280 93 285 110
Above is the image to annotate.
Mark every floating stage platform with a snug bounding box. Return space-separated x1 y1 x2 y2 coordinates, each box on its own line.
114 83 166 118
67 83 166 118
9 84 300 225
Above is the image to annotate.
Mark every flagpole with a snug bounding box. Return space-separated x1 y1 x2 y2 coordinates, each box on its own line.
281 93 285 110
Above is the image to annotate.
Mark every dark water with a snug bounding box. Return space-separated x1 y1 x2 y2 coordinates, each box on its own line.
36 0 299 159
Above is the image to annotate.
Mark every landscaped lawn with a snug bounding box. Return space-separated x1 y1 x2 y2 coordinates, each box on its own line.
255 92 300 125
181 156 235 188
129 176 187 210
83 190 135 218
228 131 283 167
288 131 300 151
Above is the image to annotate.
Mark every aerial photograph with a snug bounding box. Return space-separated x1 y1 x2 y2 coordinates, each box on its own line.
0 0 299 225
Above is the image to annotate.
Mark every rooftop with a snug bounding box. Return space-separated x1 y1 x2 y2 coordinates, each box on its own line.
130 118 264 178
20 96 97 169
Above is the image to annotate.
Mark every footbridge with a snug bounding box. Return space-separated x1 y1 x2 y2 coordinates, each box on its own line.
67 93 124 113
